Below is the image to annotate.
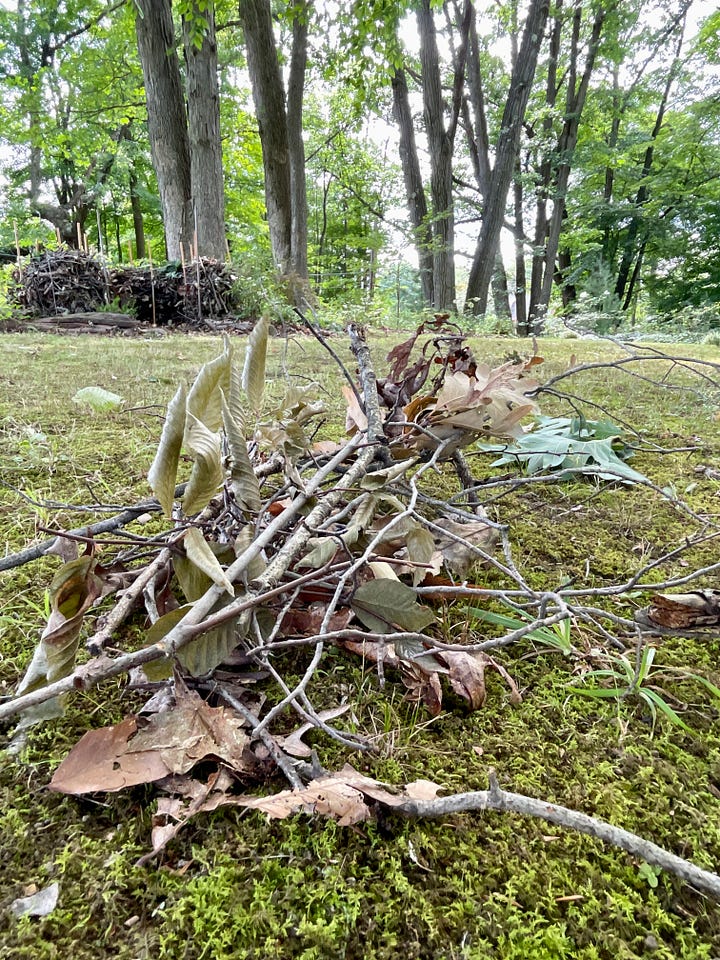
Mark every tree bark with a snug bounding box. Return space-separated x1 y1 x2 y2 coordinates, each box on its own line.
287 6 309 280
183 1 227 260
465 0 550 316
239 0 292 274
135 0 192 261
391 68 434 306
417 0 457 311
129 170 146 260
530 3 607 331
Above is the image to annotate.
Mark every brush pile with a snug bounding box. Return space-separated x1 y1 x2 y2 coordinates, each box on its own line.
9 249 241 328
11 249 109 317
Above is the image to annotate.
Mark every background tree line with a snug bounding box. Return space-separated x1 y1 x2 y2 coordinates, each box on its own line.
0 0 718 333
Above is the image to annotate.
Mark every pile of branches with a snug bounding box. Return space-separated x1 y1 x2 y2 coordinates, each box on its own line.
11 249 109 317
111 258 239 326
9 250 243 329
3 319 720 896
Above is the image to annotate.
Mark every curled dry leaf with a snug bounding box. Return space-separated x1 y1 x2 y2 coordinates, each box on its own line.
238 764 443 826
49 681 256 795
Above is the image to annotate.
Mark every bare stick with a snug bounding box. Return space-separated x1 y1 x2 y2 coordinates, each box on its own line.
86 547 173 655
0 485 188 573
393 771 720 899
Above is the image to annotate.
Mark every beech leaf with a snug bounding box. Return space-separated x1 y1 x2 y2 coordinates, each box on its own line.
184 527 234 596
221 393 261 512
181 414 224 516
185 340 232 434
351 580 436 634
147 383 186 517
242 314 269 412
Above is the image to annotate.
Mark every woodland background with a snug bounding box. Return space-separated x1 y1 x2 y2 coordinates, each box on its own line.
0 0 719 336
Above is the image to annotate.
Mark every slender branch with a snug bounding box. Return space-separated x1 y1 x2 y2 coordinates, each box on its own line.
393 771 720 899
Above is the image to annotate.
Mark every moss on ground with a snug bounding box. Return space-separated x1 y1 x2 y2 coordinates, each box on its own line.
1 331 720 958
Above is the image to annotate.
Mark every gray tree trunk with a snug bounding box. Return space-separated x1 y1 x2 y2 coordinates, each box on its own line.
183 2 227 260
135 0 192 261
465 0 550 316
287 8 309 280
532 5 607 329
239 0 310 295
417 0 456 311
391 68 434 307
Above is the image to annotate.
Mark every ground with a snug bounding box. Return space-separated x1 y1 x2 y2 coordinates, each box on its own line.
1 330 720 959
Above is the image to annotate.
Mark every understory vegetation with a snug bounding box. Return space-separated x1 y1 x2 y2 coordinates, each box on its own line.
1 328 720 959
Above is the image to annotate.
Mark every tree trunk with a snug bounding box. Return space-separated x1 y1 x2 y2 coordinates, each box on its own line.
417 0 457 311
135 0 192 261
287 6 309 280
129 171 146 260
491 253 511 319
239 0 292 273
183 1 227 260
391 68 434 307
465 0 550 316
513 164 528 335
527 1 563 322
614 17 685 305
532 4 607 330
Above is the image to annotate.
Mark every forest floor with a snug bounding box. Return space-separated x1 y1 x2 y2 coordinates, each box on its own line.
1 329 720 959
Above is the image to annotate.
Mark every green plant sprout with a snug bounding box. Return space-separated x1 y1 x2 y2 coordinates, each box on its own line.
467 605 576 656
570 644 720 734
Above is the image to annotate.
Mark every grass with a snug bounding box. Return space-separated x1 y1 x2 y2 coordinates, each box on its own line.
1 329 720 958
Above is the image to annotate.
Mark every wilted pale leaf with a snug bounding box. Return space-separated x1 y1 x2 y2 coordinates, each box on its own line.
242 314 269 412
297 536 340 570
148 384 186 516
222 394 261 512
185 340 232 434
179 608 248 678
275 706 351 758
13 556 104 728
431 517 499 578
184 527 234 596
181 414 224 516
351 580 436 634
72 386 124 412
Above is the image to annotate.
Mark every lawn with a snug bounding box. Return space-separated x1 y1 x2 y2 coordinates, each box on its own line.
1 328 720 960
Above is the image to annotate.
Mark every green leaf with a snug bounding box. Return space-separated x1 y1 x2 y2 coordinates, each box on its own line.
184 527 234 596
242 314 269 412
72 386 124 412
148 384 187 517
181 414 224 516
351 580 436 634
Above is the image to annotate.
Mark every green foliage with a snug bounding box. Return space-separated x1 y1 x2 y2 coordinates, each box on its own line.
482 416 646 484
569 645 720 736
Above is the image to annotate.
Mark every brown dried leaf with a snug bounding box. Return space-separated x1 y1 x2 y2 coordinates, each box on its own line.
431 517 499 578
440 651 487 710
647 590 720 628
275 706 352 758
401 663 443 715
342 384 368 434
49 682 254 795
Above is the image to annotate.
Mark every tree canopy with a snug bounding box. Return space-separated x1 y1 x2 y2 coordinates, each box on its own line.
0 0 718 328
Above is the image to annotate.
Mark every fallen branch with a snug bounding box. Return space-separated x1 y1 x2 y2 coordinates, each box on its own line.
395 771 720 899
0 485 187 573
